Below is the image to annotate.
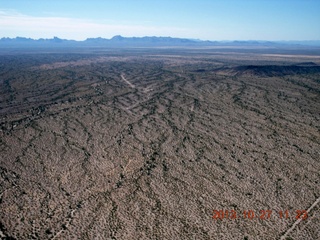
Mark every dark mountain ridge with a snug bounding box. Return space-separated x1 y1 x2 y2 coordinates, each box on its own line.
220 64 320 77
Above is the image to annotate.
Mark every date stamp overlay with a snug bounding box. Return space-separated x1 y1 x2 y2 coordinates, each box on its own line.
212 209 308 220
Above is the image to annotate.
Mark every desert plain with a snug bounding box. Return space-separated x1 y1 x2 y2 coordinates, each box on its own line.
0 46 319 239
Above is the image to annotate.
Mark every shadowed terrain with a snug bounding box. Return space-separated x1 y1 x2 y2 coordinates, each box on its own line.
0 48 319 240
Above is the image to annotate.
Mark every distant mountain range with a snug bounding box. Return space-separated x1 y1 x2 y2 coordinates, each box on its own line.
1 36 320 48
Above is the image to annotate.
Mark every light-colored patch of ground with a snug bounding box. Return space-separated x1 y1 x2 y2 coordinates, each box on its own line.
35 56 133 70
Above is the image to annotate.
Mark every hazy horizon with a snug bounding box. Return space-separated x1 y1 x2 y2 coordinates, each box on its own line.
1 0 320 41
1 35 320 43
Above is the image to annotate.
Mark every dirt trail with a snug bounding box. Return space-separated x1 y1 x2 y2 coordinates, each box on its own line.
121 74 135 88
280 196 320 240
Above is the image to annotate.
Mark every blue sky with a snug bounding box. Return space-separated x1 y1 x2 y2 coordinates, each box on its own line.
0 0 319 41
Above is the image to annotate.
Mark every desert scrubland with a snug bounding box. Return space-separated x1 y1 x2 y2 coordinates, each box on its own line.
0 48 319 239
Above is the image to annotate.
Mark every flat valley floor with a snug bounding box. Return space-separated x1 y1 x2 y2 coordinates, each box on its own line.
0 47 319 239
